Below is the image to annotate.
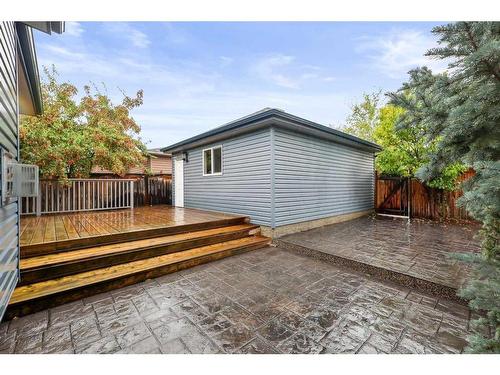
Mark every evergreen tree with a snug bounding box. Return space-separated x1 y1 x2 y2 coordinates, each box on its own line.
388 22 500 353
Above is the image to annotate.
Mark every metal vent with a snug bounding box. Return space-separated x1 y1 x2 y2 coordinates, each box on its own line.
14 164 39 196
1 149 39 205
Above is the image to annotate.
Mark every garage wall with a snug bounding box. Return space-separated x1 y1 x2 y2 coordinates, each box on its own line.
176 128 272 226
273 127 375 227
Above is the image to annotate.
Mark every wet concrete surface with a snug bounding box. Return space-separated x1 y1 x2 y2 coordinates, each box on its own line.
278 215 480 290
0 246 475 354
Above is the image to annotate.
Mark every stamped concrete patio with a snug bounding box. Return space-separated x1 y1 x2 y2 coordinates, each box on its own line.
276 215 480 299
0 246 474 354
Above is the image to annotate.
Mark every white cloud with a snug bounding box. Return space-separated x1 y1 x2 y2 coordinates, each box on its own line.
219 56 234 67
164 23 189 45
129 29 150 48
65 22 84 37
356 29 448 78
252 54 336 89
40 41 216 89
253 54 299 89
300 73 319 80
103 23 151 49
44 45 84 59
41 45 125 78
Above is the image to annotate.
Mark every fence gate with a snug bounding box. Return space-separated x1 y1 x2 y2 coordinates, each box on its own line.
375 175 409 217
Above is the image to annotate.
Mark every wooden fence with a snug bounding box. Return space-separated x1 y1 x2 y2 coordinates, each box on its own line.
134 176 172 206
375 170 475 221
21 177 172 216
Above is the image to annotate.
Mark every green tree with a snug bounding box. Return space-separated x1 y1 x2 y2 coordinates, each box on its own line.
388 22 500 353
20 66 147 180
343 91 381 143
375 104 466 190
343 93 465 190
373 104 424 177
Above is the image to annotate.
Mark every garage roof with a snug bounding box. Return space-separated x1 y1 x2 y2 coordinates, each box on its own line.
161 108 381 154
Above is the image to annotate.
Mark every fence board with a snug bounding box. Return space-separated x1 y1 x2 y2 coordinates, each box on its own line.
375 170 475 221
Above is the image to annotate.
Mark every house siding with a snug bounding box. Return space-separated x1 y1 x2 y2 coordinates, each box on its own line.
175 129 272 226
150 155 172 175
0 21 19 320
92 155 172 176
273 127 374 227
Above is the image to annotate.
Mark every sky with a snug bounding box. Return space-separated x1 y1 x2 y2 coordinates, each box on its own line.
34 22 447 148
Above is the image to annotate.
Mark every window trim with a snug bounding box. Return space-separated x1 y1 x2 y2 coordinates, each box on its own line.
202 145 223 176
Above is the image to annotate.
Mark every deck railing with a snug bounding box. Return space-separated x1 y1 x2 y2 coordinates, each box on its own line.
21 179 134 216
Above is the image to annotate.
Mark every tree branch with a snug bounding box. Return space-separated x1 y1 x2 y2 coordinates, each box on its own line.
463 22 500 82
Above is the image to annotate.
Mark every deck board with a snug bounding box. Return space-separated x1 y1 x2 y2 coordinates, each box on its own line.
31 218 46 244
62 216 80 240
45 216 56 242
20 206 241 247
20 216 39 245
54 216 68 241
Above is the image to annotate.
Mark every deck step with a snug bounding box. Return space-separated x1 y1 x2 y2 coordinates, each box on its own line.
21 216 249 258
19 224 261 285
6 236 271 319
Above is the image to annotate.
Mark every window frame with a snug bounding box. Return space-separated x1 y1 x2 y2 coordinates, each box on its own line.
202 145 223 176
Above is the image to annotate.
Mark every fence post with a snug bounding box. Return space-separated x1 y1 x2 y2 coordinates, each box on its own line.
130 180 134 209
36 181 42 216
146 176 150 206
408 178 412 219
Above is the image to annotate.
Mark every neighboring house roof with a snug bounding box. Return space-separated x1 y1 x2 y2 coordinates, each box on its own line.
17 22 64 115
147 148 171 157
161 108 381 154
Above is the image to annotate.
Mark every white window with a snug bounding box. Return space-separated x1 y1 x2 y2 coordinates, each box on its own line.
203 146 222 176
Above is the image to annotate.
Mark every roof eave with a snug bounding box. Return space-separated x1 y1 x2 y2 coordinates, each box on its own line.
16 23 42 115
16 22 65 116
22 22 65 35
161 109 382 154
161 110 278 153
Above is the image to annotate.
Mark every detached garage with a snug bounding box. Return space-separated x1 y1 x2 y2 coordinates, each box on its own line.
161 108 381 237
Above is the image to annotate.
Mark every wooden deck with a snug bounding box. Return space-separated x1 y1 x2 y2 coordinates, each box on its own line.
20 205 241 247
9 206 268 319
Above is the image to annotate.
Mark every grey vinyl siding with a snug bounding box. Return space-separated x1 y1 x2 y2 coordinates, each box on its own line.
273 128 374 227
0 21 19 320
178 129 272 226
